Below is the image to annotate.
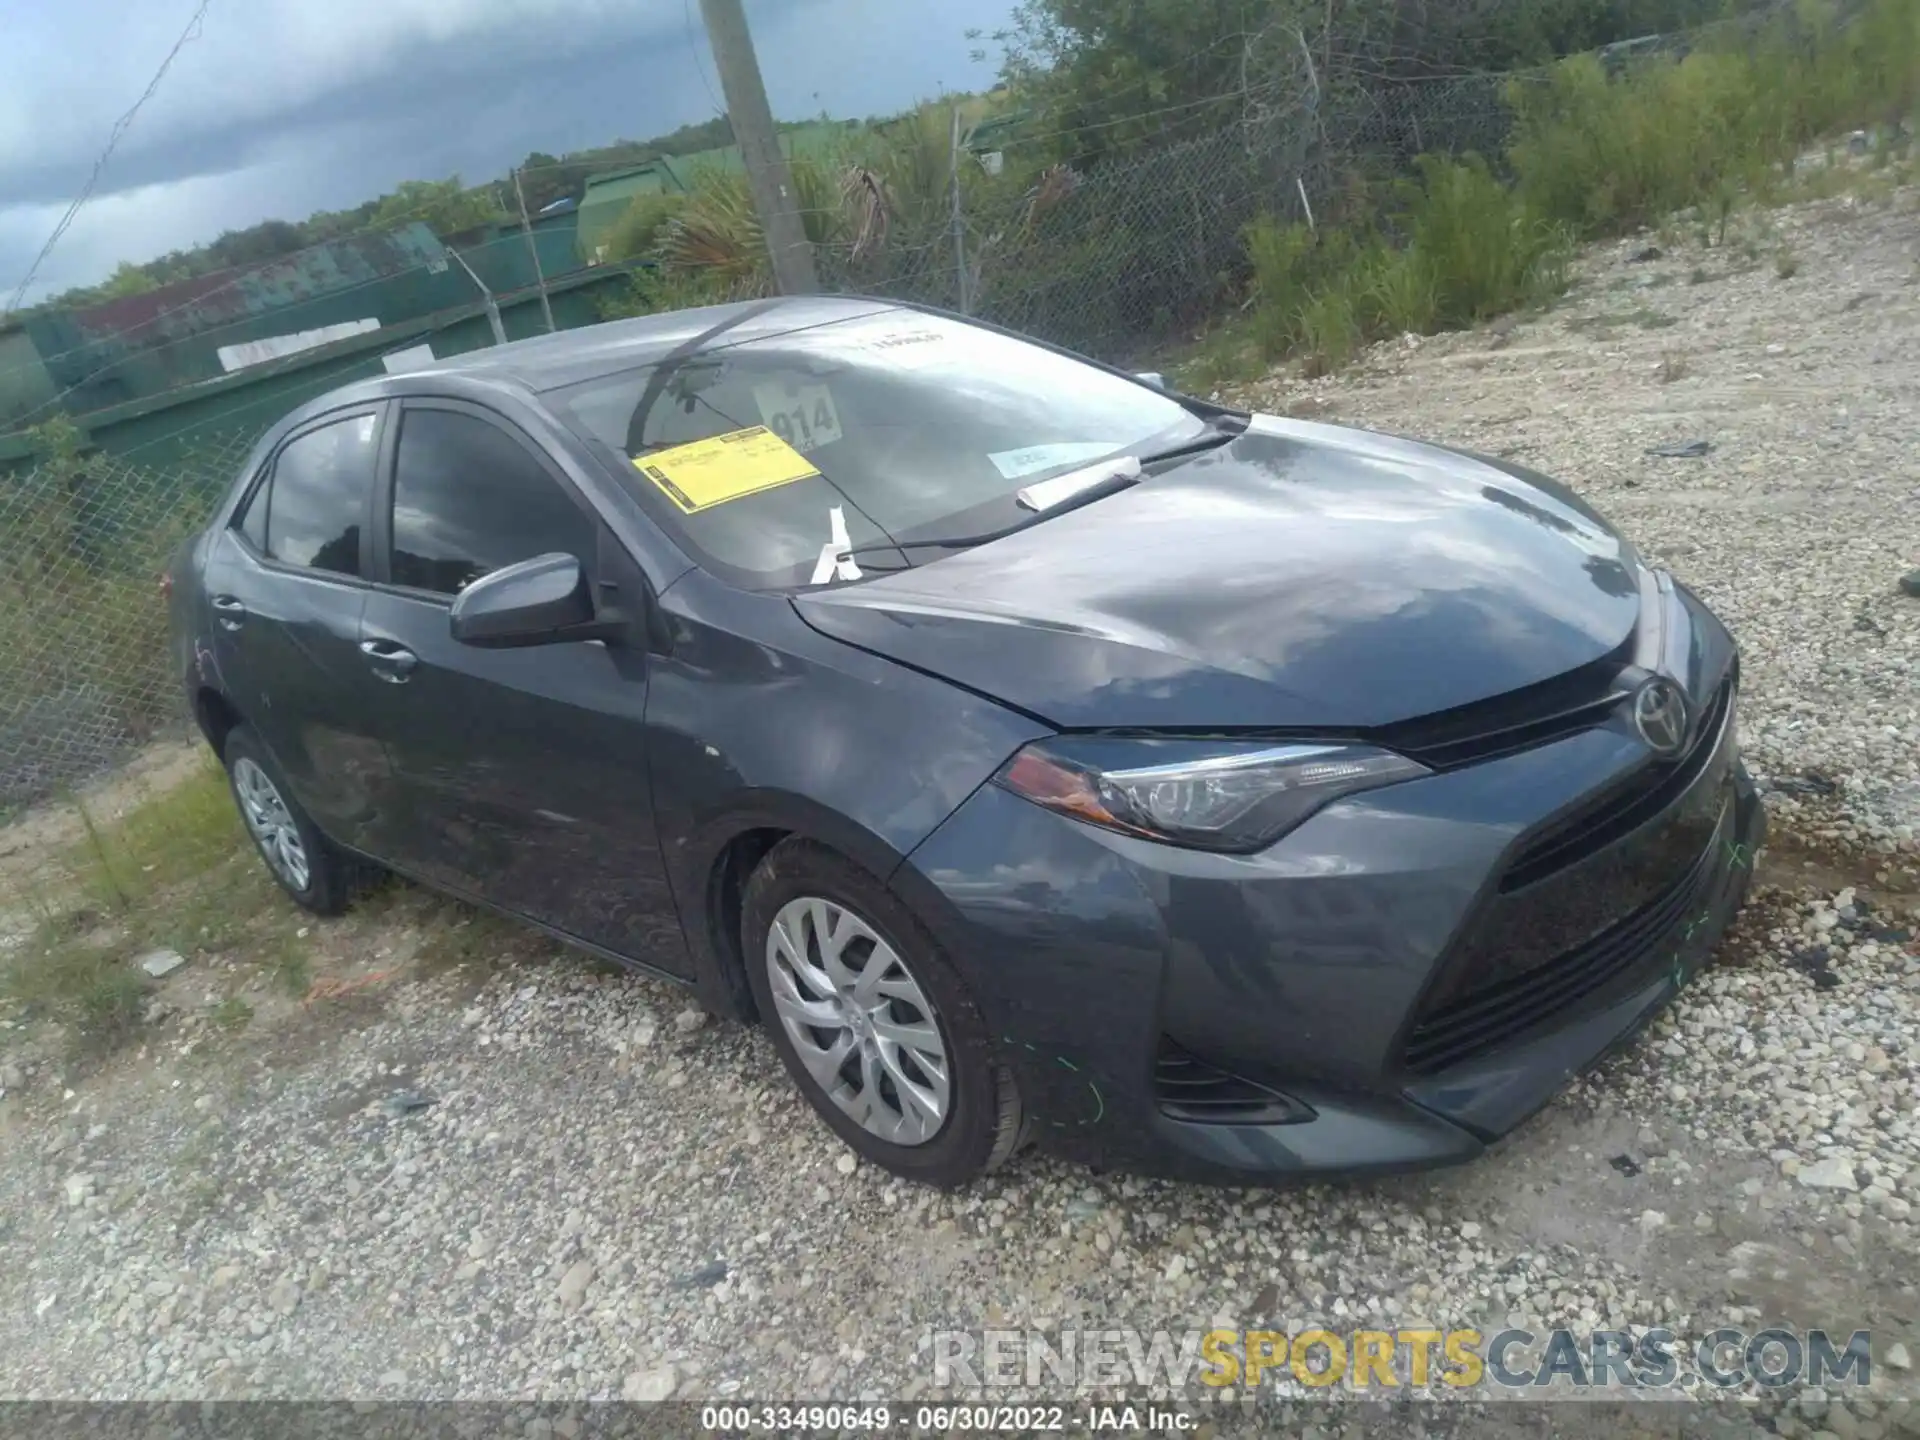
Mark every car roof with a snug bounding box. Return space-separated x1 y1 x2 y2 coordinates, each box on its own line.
294 293 906 422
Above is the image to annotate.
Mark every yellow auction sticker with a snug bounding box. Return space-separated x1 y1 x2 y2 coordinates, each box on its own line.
633 427 820 514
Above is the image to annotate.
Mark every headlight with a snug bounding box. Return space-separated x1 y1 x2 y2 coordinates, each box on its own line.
992 737 1430 852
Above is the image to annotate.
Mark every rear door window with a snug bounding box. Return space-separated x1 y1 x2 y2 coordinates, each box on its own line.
250 412 380 577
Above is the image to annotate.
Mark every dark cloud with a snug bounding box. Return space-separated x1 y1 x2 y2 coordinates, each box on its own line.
0 0 1016 301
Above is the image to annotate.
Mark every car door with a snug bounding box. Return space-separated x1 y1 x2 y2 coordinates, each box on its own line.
356 398 687 972
201 405 392 848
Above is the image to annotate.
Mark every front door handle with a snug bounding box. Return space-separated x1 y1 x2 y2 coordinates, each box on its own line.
359 638 419 683
211 595 247 631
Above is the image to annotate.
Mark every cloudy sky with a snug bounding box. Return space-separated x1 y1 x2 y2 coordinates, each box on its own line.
0 0 1021 305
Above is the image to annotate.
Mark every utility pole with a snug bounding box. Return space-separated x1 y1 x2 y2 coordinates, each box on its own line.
698 0 819 295
445 245 508 345
513 168 558 334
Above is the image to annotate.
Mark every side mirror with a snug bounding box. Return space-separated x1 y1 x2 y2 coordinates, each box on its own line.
1134 371 1169 390
450 552 602 648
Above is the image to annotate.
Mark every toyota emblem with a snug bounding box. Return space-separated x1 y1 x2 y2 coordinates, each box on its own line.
1632 677 1690 758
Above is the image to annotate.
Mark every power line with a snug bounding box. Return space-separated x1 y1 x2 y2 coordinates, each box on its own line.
686 0 729 120
5 0 215 317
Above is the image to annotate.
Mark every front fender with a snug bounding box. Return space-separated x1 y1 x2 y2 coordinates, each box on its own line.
642 571 1049 1018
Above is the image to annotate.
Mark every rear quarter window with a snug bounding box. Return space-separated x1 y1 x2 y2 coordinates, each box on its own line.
239 412 379 577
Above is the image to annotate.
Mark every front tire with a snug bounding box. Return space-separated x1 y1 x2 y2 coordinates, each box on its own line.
222 725 358 916
742 839 1023 1188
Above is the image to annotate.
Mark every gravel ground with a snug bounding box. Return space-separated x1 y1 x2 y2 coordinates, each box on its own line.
2 185 1918 1436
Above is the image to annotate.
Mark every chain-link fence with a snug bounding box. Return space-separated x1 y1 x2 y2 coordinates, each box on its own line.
805 44 1553 362
0 430 253 814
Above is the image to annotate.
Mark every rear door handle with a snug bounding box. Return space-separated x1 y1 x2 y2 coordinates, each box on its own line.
359 638 419 683
211 595 247 631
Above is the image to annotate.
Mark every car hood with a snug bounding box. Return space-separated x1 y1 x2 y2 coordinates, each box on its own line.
793 414 1644 729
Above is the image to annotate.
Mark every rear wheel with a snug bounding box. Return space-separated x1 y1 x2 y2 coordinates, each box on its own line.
222 725 359 916
743 839 1023 1187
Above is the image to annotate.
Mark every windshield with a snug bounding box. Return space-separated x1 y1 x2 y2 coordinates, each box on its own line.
544 309 1206 590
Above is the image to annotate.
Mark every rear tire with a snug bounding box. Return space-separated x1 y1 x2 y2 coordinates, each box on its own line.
222 725 359 916
743 838 1023 1188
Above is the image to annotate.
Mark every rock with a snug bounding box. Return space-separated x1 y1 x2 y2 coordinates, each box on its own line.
674 1007 708 1035
62 1173 93 1207
671 1260 729 1291
623 1365 677 1402
467 1231 495 1261
0 1062 23 1090
834 1152 857 1176
1899 570 1920 599
210 1266 241 1291
267 1278 301 1316
136 948 187 978
557 1261 595 1311
1459 1222 1482 1240
1648 439 1711 458
1638 1210 1668 1233
379 1369 408 1387
1796 1157 1859 1191
383 1091 434 1118
1887 1343 1912 1371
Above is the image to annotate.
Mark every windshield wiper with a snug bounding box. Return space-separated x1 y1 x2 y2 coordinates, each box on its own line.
842 464 1145 564
1134 411 1247 465
841 413 1245 566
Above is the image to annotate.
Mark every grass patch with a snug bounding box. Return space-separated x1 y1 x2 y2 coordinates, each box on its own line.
1166 320 1266 391
0 761 308 1051
59 761 245 910
412 901 531 975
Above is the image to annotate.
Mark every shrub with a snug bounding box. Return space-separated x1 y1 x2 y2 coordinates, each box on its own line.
601 192 688 264
1403 154 1571 325
1510 0 1920 239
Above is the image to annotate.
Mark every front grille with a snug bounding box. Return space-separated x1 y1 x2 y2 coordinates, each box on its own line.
1153 1040 1311 1125
1501 672 1734 892
1402 839 1716 1074
1372 639 1634 771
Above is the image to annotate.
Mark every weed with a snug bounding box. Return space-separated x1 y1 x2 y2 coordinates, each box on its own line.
270 941 313 998
1168 319 1266 390
3 931 146 1047
1360 249 1439 336
411 900 528 975
1509 0 1920 241
1689 266 1712 284
1658 351 1690 383
1 763 291 1055
1294 286 1363 375
1775 245 1801 280
210 997 253 1032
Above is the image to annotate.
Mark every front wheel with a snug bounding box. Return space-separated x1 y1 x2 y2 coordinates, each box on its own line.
742 839 1024 1188
223 725 359 916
